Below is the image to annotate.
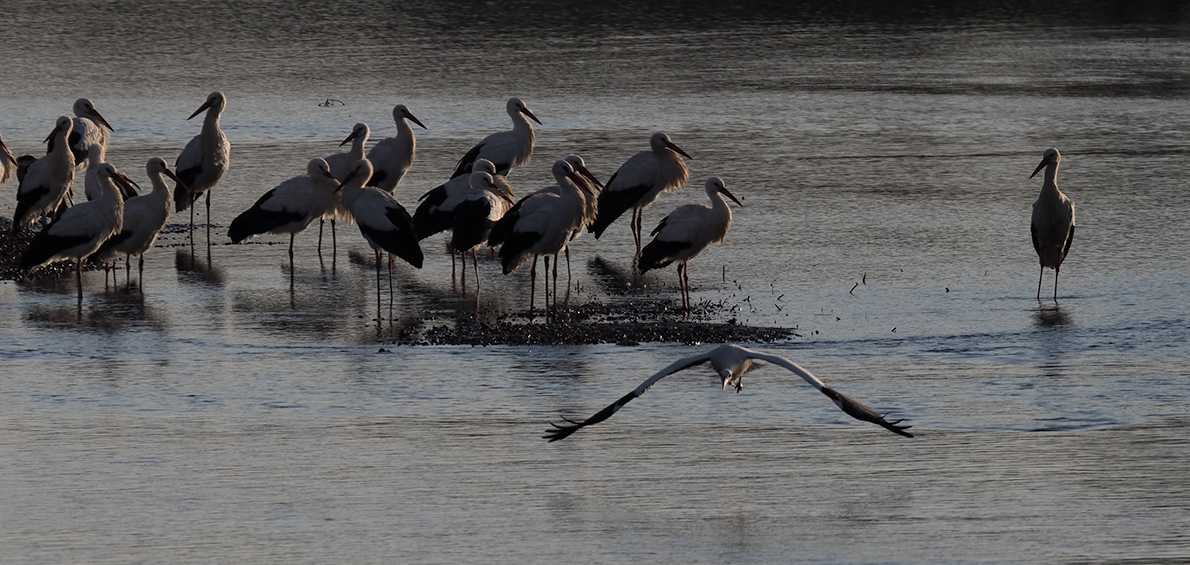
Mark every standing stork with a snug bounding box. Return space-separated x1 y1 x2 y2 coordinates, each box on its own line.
19 163 129 302
490 160 594 317
93 158 182 289
414 158 514 282
448 169 515 295
367 105 426 192
588 132 691 259
320 122 371 259
0 131 16 190
82 144 137 202
13 116 76 233
46 98 115 171
544 344 914 442
174 91 230 247
334 159 423 308
450 97 540 178
639 177 742 312
1029 147 1076 301
554 154 604 288
227 158 339 274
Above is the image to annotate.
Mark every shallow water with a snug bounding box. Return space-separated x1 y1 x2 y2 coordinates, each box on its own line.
2 2 1190 563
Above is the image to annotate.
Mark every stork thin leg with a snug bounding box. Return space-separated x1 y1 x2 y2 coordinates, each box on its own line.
544 255 551 316
375 249 382 317
460 250 466 293
1037 265 1044 301
126 256 132 291
205 192 211 249
565 246 572 291
551 252 559 311
472 250 480 298
76 259 83 303
289 233 295 281
684 261 692 312
529 255 538 320
331 219 337 262
1053 266 1060 302
138 254 145 294
317 219 324 256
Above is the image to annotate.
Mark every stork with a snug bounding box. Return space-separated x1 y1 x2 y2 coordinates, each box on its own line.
19 163 129 302
320 122 371 259
1030 147 1076 301
174 91 230 247
13 116 76 233
639 177 742 312
83 144 137 202
588 132 691 259
450 97 540 178
46 98 114 171
0 131 16 190
366 105 426 192
544 344 914 441
490 160 594 317
93 158 182 289
414 158 514 282
227 158 339 274
448 169 515 295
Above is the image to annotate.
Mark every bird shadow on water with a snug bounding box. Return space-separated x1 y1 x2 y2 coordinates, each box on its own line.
175 248 226 286
1033 302 1072 327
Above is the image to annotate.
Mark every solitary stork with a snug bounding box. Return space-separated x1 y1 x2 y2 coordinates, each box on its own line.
13 116 76 233
320 122 371 258
19 163 129 301
335 159 423 305
46 98 114 171
227 158 339 273
367 105 426 192
174 91 230 245
640 177 742 312
1030 147 1076 301
544 344 914 442
588 132 691 258
0 131 16 190
490 159 594 316
450 97 540 178
93 158 182 288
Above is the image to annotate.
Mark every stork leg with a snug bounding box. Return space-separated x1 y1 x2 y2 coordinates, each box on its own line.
544 255 552 316
683 261 692 312
317 219 324 256
551 252 559 312
375 249 382 317
138 254 145 294
472 249 481 298
1053 265 1060 302
460 250 466 293
205 191 211 248
529 255 538 320
288 233 295 281
331 219 338 262
125 256 132 291
76 259 83 303
1036 264 1044 301
565 246 572 291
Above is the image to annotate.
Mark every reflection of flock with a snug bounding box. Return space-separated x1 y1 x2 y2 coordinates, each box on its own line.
0 93 1081 441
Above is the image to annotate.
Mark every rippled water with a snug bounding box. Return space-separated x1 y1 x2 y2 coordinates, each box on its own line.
2 2 1189 563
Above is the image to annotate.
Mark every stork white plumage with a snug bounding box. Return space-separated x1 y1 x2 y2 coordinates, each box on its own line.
93 158 182 289
450 97 540 179
227 158 339 273
490 160 594 317
366 105 426 192
588 132 691 259
319 122 371 259
1030 147 1076 301
552 154 605 288
13 116 76 233
47 98 114 171
19 163 127 302
446 169 515 295
544 344 914 442
83 144 137 202
334 159 423 307
414 159 512 240
174 91 230 247
0 131 16 190
639 177 742 312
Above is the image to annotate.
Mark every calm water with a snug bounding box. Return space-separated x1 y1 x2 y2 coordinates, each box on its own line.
2 2 1189 563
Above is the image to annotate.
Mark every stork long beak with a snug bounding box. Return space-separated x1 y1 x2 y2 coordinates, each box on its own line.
666 141 693 160
567 171 594 196
43 123 63 143
188 99 214 120
521 107 542 126
163 167 187 192
1029 156 1050 179
334 170 359 193
91 110 115 132
406 112 427 130
719 186 743 207
338 130 360 147
577 166 605 190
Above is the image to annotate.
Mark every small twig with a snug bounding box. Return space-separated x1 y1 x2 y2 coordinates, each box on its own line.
849 282 858 294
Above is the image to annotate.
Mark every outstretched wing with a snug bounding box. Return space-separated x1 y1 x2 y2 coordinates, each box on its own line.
747 351 913 437
543 352 712 442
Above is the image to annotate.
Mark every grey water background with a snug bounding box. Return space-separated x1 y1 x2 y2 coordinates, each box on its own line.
1 1 1189 562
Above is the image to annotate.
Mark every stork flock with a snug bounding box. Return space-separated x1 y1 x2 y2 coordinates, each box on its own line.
3 94 1076 314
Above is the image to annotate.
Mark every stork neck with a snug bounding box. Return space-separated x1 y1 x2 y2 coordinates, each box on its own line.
1038 162 1060 198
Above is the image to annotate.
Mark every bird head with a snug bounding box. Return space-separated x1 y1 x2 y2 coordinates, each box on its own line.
396 105 427 130
188 91 226 120
1030 147 1061 179
720 369 743 393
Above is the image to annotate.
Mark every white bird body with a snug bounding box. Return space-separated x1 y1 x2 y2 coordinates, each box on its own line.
13 116 76 232
552 155 605 242
93 158 179 264
174 91 230 212
324 122 371 223
82 144 138 203
1 131 17 189
1030 147 1076 301
544 344 914 441
413 158 513 240
47 98 114 171
451 170 515 253
493 160 592 274
20 163 125 270
335 159 423 268
589 132 691 254
366 105 425 192
450 97 540 179
228 159 338 243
